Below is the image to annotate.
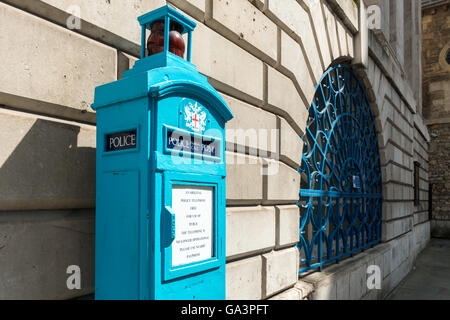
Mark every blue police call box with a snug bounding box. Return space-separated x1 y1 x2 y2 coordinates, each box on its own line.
92 5 233 300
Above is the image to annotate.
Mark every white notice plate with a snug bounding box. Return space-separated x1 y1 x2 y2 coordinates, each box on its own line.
171 185 214 267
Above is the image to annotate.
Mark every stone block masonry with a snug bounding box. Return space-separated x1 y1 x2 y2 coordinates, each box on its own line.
0 109 96 211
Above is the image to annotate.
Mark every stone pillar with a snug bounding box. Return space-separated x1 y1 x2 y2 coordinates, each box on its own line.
354 0 368 68
390 0 404 66
404 0 423 115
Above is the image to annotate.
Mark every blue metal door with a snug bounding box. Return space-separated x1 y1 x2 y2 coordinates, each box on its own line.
298 65 383 274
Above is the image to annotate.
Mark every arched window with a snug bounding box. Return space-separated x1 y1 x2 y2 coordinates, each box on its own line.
298 65 383 274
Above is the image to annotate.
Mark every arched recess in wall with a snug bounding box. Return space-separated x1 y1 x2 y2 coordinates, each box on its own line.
297 64 383 274
439 43 450 72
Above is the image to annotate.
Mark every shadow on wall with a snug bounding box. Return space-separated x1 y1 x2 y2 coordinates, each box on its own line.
0 116 96 299
0 118 96 210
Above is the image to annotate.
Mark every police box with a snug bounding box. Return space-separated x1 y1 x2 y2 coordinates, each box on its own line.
92 5 233 300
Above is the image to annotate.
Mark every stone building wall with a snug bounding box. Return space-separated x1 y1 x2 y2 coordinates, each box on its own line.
0 0 430 299
422 0 450 238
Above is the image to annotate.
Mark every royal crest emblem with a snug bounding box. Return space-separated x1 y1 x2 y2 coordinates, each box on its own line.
184 102 207 133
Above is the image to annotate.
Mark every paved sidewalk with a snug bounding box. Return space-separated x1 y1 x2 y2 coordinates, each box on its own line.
388 238 450 300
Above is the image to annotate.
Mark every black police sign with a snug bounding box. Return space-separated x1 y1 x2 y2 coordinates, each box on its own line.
105 129 137 152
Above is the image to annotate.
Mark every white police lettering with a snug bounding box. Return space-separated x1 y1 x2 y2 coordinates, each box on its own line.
109 134 136 149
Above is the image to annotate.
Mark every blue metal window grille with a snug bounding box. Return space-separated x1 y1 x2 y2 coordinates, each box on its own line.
297 65 383 274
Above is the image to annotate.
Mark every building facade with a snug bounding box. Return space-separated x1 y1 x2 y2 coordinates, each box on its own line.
422 0 450 239
0 0 430 299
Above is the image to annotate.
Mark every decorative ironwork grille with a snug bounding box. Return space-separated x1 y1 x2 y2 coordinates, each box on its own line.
297 65 383 274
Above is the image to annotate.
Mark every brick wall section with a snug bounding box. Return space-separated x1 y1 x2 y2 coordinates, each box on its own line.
429 124 450 237
428 124 450 220
422 1 450 237
422 0 450 122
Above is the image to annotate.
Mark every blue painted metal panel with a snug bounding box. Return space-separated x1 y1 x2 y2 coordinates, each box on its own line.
92 5 232 300
297 65 383 274
94 96 150 299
